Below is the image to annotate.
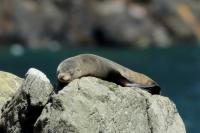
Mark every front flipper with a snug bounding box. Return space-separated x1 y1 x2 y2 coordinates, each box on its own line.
125 83 161 95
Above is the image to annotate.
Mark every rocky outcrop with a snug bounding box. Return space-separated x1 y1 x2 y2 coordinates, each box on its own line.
0 68 186 133
0 68 53 133
0 0 200 47
0 71 23 117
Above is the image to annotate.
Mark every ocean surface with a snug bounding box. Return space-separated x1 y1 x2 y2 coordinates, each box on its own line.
0 46 200 133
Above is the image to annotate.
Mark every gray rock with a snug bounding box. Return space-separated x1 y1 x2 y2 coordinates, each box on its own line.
35 77 186 133
0 71 23 117
0 68 53 133
0 68 186 132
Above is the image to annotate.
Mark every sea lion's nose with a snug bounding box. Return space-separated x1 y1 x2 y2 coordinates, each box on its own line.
58 73 71 83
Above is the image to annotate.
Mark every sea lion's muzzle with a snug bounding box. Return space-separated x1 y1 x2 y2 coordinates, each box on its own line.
58 73 71 83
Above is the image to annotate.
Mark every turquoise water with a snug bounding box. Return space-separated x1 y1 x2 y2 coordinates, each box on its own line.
1 46 200 132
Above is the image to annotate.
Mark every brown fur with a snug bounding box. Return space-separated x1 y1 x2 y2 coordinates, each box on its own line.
57 54 160 94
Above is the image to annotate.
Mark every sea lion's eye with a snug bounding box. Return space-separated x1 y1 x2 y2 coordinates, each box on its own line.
68 69 74 75
76 68 81 72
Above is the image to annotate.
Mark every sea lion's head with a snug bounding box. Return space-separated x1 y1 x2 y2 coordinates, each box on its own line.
57 54 99 85
57 57 82 84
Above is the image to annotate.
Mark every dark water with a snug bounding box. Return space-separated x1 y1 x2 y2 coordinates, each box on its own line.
1 46 200 133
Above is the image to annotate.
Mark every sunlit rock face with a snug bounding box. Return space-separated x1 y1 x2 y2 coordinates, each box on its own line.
0 71 23 116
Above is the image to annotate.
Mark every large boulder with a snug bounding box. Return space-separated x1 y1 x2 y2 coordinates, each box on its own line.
0 68 186 133
35 77 186 133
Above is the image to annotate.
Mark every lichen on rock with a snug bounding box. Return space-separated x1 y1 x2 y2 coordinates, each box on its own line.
0 71 23 117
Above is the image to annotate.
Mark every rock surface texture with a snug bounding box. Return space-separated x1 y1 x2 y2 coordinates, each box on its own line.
0 71 23 117
0 68 53 133
0 68 186 133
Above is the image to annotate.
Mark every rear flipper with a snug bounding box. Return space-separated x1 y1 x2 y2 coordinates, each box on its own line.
105 71 161 94
125 83 161 95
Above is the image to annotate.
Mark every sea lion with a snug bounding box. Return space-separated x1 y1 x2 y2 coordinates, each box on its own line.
57 54 161 94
